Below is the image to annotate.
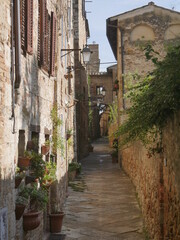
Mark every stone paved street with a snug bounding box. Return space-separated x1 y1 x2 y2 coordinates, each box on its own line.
61 138 145 240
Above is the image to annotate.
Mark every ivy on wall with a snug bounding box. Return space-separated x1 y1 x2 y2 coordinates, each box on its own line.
117 45 180 153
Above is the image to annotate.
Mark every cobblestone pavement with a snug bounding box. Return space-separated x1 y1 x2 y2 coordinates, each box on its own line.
61 138 145 240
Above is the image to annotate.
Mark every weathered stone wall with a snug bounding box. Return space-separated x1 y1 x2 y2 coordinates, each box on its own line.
162 112 180 240
0 0 16 239
73 0 89 159
0 0 75 238
122 113 180 240
114 4 180 240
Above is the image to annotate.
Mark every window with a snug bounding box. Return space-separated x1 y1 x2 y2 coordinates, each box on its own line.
96 86 103 95
38 0 57 76
21 0 33 54
50 12 57 76
18 130 25 157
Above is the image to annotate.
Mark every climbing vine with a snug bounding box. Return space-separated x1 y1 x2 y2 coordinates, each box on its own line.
50 105 65 156
108 99 118 125
117 44 180 154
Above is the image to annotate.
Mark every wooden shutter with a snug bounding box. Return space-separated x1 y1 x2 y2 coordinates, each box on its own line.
27 0 33 54
50 12 56 76
21 0 26 52
39 0 47 66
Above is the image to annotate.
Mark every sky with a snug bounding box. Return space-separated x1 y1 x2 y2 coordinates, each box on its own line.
87 0 180 71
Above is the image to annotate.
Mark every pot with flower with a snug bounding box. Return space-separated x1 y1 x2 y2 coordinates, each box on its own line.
23 184 48 231
49 205 65 233
42 161 56 188
15 187 29 220
15 167 26 188
28 152 46 185
41 140 50 155
18 151 32 169
68 162 81 181
113 79 119 91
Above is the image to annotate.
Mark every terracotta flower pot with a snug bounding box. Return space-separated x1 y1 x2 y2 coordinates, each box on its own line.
23 211 41 231
41 145 50 155
68 170 76 181
18 157 31 168
15 204 26 220
49 212 65 233
15 176 23 188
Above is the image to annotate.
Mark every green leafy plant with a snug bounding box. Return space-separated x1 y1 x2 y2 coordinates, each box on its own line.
68 162 81 174
15 167 26 178
30 152 46 183
117 45 180 154
108 99 118 125
20 184 48 211
43 161 57 184
51 105 64 156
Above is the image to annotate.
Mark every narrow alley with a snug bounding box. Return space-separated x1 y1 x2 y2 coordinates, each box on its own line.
59 138 145 240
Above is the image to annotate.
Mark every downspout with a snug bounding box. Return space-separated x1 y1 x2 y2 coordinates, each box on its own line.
14 0 21 89
11 0 15 133
120 28 125 109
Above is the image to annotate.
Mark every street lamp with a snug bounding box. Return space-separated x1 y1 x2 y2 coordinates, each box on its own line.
81 45 91 65
61 45 92 65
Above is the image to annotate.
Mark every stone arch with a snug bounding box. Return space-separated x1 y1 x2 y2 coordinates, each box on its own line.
130 24 155 42
164 24 180 40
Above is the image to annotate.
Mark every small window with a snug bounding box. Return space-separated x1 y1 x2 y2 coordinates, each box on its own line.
96 86 103 95
18 130 25 157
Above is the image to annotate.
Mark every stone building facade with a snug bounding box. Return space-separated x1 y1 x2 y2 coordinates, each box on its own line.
73 0 90 159
0 0 87 238
107 2 180 240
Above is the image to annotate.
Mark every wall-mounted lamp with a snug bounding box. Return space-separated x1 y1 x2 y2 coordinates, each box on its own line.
61 45 92 65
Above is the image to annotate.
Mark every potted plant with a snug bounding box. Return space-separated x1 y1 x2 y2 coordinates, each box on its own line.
66 129 72 140
15 186 29 220
15 167 26 188
42 161 56 188
49 205 65 233
41 140 50 155
68 162 81 181
29 152 46 185
23 184 48 231
113 79 119 91
18 151 32 168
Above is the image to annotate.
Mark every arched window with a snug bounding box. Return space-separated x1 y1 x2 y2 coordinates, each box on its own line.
164 25 180 40
130 24 155 42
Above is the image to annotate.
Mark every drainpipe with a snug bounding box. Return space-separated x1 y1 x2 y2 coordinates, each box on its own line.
14 0 21 89
11 0 15 133
120 28 125 110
